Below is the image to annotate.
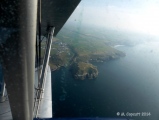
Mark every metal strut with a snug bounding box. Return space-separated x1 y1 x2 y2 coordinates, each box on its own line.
33 27 55 118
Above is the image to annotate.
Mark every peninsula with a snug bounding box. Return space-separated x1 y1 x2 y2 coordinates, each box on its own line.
41 28 126 80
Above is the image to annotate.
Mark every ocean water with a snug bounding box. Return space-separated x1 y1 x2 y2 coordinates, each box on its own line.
52 41 159 120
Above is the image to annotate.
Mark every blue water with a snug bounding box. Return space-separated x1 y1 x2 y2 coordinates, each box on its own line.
52 41 159 120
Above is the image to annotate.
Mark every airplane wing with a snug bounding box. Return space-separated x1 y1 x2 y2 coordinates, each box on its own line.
41 0 81 36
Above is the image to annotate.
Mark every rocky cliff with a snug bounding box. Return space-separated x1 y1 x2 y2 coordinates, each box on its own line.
70 62 98 80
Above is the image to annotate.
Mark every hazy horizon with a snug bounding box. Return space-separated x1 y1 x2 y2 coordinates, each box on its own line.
63 0 159 37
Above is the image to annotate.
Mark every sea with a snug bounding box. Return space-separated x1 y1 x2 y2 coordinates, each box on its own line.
52 41 159 120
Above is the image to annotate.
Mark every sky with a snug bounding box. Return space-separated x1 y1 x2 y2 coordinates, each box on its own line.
67 0 159 36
